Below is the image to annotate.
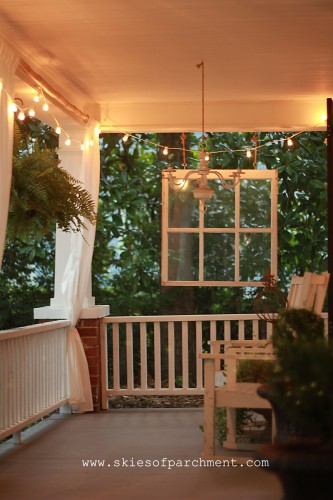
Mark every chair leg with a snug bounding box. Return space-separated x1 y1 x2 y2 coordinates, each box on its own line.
224 408 237 448
203 359 215 456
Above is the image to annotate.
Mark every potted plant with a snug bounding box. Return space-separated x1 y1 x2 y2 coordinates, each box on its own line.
7 120 96 244
257 307 333 499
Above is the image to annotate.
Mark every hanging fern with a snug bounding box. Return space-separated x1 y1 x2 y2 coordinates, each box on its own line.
7 122 97 242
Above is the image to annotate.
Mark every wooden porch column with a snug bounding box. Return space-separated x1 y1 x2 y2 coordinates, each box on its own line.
327 98 333 340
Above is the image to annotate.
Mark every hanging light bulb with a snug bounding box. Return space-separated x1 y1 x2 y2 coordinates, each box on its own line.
122 133 129 142
55 126 61 135
18 111 25 121
65 137 71 146
9 102 18 113
246 149 252 158
163 146 169 156
42 102 49 111
204 152 210 161
33 94 40 103
89 139 94 146
28 108 35 117
80 143 85 151
287 138 293 147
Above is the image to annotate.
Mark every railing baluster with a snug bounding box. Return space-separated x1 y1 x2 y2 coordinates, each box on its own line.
224 320 231 341
210 320 217 342
196 321 203 389
112 323 120 391
140 323 148 390
168 322 175 389
182 321 189 390
267 322 273 340
239 320 245 341
154 322 161 390
253 319 259 340
126 323 134 390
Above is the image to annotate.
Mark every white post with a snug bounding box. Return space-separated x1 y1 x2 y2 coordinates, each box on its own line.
34 124 109 321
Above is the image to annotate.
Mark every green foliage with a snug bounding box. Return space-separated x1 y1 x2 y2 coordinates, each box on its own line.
270 308 333 440
237 359 274 383
1 128 328 329
0 117 95 329
92 133 162 315
7 122 96 242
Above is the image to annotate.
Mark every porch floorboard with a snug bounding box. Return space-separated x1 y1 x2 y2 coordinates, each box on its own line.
0 409 282 499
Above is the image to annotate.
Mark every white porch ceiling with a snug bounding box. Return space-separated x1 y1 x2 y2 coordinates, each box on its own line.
1 0 333 131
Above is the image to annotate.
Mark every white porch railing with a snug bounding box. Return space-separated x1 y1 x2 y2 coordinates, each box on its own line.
0 320 70 442
101 314 271 409
101 313 329 409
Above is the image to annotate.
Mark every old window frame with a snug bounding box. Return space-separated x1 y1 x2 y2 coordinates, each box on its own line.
161 169 278 286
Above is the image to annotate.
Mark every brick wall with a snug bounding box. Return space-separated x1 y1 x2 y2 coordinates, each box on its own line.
76 318 102 411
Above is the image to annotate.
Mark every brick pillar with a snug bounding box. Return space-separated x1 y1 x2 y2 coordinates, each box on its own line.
76 318 102 412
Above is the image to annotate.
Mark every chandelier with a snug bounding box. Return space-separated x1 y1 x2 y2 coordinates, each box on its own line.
165 61 244 206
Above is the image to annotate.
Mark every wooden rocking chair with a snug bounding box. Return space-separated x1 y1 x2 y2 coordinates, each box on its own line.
200 271 330 456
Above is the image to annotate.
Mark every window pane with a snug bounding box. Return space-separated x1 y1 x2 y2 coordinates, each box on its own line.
239 233 271 281
168 180 199 228
168 233 199 280
240 180 271 228
204 181 235 228
204 233 235 281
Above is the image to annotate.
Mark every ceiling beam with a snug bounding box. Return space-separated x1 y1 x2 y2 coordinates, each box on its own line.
16 59 89 126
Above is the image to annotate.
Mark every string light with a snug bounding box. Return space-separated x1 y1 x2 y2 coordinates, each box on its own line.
6 82 327 161
80 143 85 151
9 102 18 113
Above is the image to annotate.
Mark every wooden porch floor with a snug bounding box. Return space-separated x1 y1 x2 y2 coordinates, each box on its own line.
0 409 282 499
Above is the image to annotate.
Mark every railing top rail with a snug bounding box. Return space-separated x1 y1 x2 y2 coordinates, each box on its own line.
0 320 71 341
103 313 267 323
102 312 328 324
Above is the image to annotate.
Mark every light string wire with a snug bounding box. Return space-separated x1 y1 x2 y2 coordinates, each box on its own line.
3 82 99 149
2 79 326 157
120 125 325 158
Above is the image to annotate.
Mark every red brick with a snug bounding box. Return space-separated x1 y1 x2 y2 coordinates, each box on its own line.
81 319 101 327
81 337 99 347
77 327 99 336
88 365 101 376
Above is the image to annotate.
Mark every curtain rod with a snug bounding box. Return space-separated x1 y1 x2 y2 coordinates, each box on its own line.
16 59 89 125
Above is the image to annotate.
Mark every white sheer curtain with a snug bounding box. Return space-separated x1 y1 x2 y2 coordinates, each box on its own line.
0 40 19 269
62 121 100 412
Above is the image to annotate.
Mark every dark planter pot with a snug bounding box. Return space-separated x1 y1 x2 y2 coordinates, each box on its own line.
257 384 333 499
257 443 333 500
257 384 319 444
